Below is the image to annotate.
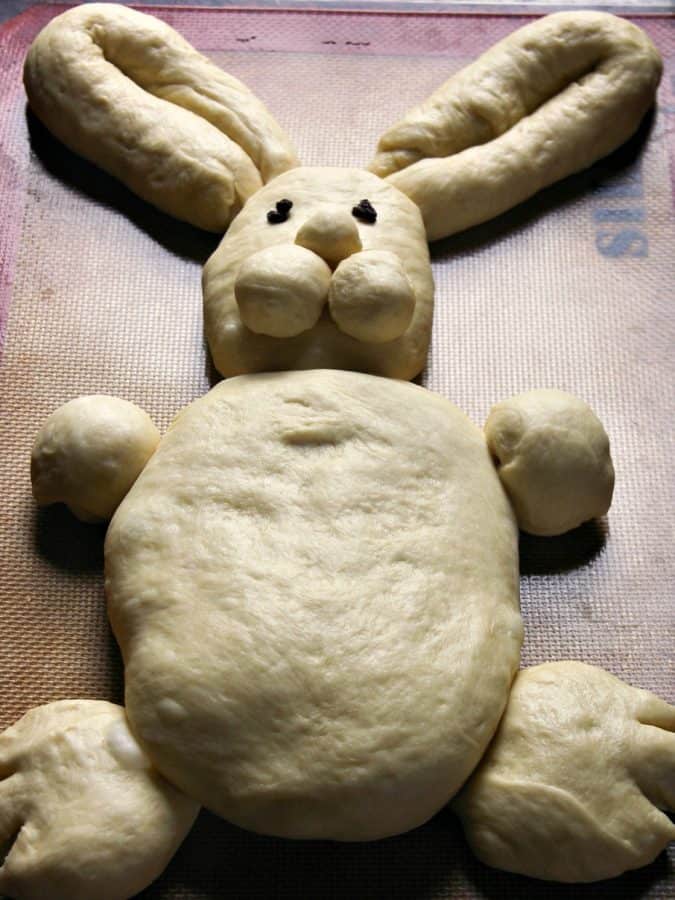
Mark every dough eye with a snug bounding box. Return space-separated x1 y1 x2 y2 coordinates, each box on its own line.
352 199 377 224
267 198 293 224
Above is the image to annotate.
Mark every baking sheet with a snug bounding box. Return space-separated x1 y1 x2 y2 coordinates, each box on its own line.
0 3 673 897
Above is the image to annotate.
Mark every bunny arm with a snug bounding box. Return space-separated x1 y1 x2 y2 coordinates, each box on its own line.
31 396 160 523
369 11 662 241
0 700 199 900
484 389 615 536
24 3 299 232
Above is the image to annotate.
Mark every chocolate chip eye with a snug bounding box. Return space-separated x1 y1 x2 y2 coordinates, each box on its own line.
267 198 293 224
352 199 377 224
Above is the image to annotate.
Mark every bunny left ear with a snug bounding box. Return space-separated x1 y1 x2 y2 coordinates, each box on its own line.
368 12 662 242
24 3 299 232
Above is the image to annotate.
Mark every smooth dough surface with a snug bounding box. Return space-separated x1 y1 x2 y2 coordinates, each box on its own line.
31 395 160 523
234 244 332 338
485 389 615 536
454 662 675 882
328 250 416 344
24 3 298 231
0 700 198 900
371 12 662 240
105 370 522 840
202 168 434 380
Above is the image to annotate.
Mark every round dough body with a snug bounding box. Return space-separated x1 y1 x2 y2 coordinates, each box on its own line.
105 371 522 840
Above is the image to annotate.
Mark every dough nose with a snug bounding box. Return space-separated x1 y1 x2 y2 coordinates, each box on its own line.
294 207 362 268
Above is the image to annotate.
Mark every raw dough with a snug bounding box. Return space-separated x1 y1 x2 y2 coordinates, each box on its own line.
24 3 298 231
202 168 434 379
454 662 675 882
0 700 198 900
370 12 662 240
105 370 522 840
295 207 363 268
31 395 160 523
328 250 416 343
485 389 614 536
235 244 332 338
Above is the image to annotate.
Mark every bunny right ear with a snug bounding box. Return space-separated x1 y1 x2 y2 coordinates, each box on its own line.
24 3 299 232
368 12 662 242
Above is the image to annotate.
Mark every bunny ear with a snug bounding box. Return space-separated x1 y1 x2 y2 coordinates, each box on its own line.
368 12 661 242
24 3 299 232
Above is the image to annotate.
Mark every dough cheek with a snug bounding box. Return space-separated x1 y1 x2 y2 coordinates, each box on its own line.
202 168 434 380
106 371 521 840
235 244 332 337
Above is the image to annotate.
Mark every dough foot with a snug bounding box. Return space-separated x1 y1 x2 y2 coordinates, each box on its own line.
0 701 198 900
454 662 675 882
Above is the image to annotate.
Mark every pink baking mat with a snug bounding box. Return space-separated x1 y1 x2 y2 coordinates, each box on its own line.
0 4 674 899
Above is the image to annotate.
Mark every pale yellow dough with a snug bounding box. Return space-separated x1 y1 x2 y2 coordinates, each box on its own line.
23 3 298 231
370 12 662 240
295 207 363 267
234 244 332 338
31 395 160 523
454 662 675 882
105 370 522 840
485 389 615 536
0 700 198 900
328 251 416 344
202 168 434 379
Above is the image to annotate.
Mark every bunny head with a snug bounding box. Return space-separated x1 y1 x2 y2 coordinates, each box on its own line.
203 167 433 379
23 3 662 383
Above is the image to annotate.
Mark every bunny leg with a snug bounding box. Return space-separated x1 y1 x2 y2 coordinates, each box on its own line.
484 389 614 536
453 662 675 882
31 396 160 523
0 700 199 900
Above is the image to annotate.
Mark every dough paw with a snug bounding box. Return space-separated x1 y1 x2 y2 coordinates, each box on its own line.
631 723 675 811
0 701 198 900
454 662 675 882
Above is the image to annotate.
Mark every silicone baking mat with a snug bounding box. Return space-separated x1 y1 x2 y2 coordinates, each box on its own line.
0 3 673 898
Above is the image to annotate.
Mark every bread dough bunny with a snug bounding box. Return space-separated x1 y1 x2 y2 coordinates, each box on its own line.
3 4 671 898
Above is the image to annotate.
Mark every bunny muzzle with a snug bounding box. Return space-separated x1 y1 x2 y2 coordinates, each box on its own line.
234 221 416 344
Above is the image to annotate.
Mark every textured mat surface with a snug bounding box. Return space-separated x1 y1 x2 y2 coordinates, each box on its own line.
0 3 673 898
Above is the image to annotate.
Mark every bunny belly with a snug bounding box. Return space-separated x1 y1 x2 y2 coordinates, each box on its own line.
105 370 522 840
